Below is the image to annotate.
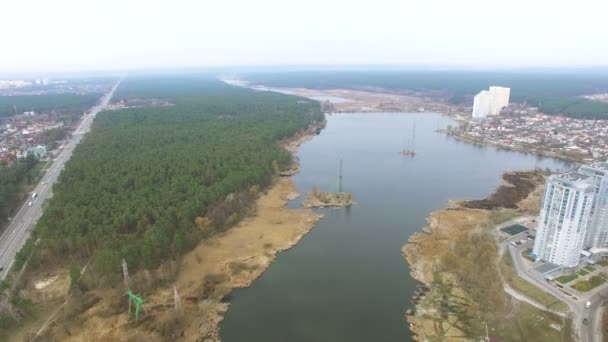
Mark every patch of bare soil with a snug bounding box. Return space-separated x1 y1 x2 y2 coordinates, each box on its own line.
287 88 466 114
107 98 173 110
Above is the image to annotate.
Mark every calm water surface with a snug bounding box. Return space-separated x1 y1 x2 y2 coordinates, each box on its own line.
220 112 570 342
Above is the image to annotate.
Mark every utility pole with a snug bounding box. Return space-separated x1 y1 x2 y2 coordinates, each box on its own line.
339 159 343 193
413 120 416 149
174 286 180 311
122 259 130 290
484 321 489 341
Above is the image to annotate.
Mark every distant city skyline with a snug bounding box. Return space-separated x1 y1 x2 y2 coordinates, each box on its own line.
2 0 608 73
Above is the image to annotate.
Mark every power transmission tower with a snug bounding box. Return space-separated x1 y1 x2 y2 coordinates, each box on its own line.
126 290 147 321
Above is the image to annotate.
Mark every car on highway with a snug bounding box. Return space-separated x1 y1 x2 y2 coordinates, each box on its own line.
583 318 588 325
32 192 37 199
28 201 32 207
585 301 591 309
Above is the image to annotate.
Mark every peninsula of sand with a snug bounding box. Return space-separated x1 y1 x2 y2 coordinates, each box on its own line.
13 123 326 342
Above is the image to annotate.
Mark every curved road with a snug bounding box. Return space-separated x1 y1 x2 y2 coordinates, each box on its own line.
0 80 120 281
586 286 607 342
507 232 606 342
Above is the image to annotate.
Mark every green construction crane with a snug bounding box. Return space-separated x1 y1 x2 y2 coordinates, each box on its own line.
126 290 147 321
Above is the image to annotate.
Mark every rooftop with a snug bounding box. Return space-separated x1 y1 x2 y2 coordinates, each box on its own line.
551 172 594 190
533 262 561 275
556 171 589 182
580 161 608 174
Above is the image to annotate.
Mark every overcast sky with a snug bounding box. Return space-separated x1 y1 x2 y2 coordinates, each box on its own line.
1 0 607 73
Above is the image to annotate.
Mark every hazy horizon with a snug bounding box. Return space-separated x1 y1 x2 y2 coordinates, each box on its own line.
2 0 608 73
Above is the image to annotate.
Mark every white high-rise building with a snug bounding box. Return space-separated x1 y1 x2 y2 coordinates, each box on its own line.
532 172 595 267
472 90 490 119
488 86 511 116
579 162 608 251
471 86 510 119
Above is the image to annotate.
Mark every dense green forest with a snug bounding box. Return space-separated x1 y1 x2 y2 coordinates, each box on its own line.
0 93 101 117
243 70 608 119
28 77 323 278
0 155 39 226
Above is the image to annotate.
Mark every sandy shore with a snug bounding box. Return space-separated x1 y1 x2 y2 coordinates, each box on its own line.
19 124 325 342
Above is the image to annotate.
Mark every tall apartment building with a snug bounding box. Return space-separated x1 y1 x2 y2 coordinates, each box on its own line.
579 162 608 250
471 86 510 119
472 90 490 119
532 172 595 267
488 86 511 116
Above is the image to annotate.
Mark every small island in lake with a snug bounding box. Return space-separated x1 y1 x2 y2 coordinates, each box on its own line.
302 186 353 208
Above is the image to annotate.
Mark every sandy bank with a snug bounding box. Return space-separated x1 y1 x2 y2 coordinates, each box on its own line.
24 123 326 342
402 171 554 341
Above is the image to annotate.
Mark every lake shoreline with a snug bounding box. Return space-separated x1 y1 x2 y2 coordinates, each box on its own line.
402 170 551 341
446 129 586 164
24 121 327 342
248 82 588 166
173 120 329 341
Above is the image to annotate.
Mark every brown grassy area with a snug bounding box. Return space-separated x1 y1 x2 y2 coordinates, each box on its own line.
403 170 573 341
461 171 548 210
19 176 321 342
286 88 464 114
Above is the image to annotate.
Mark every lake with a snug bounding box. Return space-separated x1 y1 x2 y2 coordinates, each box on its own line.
220 112 570 342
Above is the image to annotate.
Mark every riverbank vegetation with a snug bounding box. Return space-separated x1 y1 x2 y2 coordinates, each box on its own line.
404 171 573 341
301 186 353 208
22 77 323 282
244 70 608 119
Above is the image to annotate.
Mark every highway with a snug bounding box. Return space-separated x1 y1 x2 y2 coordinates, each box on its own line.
0 80 121 282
